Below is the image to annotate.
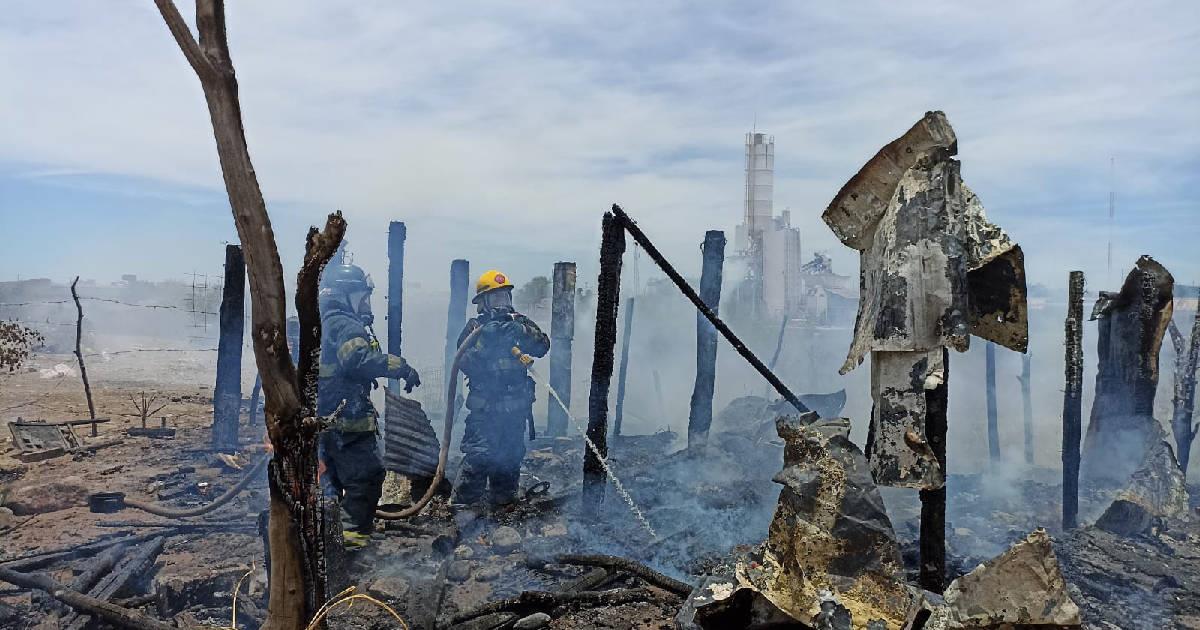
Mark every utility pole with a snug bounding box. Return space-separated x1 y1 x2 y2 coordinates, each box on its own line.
212 244 245 451
547 262 576 437
688 230 726 448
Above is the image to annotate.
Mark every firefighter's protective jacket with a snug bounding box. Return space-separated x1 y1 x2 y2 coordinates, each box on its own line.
318 303 409 432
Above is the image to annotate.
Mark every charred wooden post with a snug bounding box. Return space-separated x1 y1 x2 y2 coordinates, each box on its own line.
1081 256 1174 486
1169 308 1200 475
611 205 808 413
548 262 577 437
1019 352 1034 465
444 259 470 421
213 243 246 451
584 211 626 514
1063 270 1084 530
985 341 1000 462
387 221 406 393
69 277 97 435
920 348 949 593
613 296 635 437
688 230 726 447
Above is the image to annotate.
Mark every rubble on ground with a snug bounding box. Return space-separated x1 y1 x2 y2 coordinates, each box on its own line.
930 529 1081 628
1095 437 1191 537
737 413 910 627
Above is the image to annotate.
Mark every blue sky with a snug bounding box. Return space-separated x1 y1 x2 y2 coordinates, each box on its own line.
2 1 1198 291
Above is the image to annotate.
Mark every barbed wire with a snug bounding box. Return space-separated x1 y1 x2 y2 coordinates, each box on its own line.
0 296 217 315
84 347 219 358
0 377 67 412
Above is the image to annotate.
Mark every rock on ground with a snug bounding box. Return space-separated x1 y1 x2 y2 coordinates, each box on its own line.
1095 438 1191 536
367 575 411 603
938 529 1080 628
490 526 522 554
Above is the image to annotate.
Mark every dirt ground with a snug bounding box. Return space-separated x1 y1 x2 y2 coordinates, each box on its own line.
4 349 1200 629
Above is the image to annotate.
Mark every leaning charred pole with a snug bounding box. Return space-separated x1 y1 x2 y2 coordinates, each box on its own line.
69 276 97 436
985 341 1000 462
387 222 406 394
1062 271 1084 530
153 2 346 627
212 243 246 451
687 230 726 447
548 262 577 437
610 205 808 414
584 211 626 514
613 296 635 437
920 347 950 593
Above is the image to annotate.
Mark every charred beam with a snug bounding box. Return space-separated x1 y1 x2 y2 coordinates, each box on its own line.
610 204 808 414
688 230 726 447
549 262 577 437
387 221 406 393
919 347 949 593
1063 270 1084 530
584 211 626 514
213 243 246 451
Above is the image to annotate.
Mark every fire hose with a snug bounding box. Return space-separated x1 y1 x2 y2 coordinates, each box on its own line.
102 453 270 518
374 326 482 520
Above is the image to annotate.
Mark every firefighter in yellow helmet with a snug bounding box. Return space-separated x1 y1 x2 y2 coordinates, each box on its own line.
450 270 549 506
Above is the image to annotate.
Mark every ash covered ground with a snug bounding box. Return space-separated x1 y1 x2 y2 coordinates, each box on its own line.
2 345 1199 629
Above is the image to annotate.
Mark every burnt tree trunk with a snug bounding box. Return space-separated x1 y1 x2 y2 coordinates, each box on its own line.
548 262 577 437
687 230 726 448
1081 256 1174 486
613 296 635 438
1062 271 1084 530
919 348 949 593
213 243 245 451
1169 310 1200 476
153 2 346 628
584 211 625 515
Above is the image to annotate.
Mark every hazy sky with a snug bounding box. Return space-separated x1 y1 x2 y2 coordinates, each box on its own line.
2 2 1198 292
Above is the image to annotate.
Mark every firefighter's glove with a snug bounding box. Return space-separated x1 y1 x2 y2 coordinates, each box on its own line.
403 367 421 393
387 356 421 392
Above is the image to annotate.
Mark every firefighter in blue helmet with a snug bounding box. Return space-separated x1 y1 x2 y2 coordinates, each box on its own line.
450 270 550 507
317 262 420 547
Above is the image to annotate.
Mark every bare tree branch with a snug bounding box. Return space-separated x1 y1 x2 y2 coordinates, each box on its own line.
151 0 217 81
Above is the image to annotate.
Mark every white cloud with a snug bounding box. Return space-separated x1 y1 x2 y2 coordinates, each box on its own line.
2 1 1198 288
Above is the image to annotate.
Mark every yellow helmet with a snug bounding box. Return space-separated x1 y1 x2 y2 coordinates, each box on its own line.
473 269 514 303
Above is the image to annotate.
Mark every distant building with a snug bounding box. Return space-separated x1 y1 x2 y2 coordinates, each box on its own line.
732 132 853 325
